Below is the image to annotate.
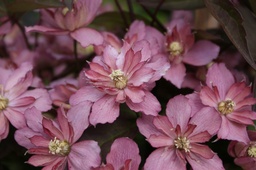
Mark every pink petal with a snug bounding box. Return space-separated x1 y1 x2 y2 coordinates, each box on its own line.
68 140 101 169
148 134 174 147
122 49 142 74
227 110 256 125
187 153 224 170
136 115 163 138
186 92 205 117
70 86 105 105
14 127 40 149
56 108 73 142
153 116 176 137
106 137 141 170
234 157 256 170
218 116 250 143
89 95 120 125
3 108 26 129
27 155 63 167
9 96 35 107
200 86 219 107
24 107 43 133
0 112 9 140
42 119 64 140
183 40 219 66
128 67 154 86
166 95 191 133
124 87 145 103
163 63 186 88
190 143 214 159
26 25 68 35
189 131 212 143
206 63 234 99
67 101 91 142
30 135 49 147
144 148 186 170
70 28 104 47
126 91 160 116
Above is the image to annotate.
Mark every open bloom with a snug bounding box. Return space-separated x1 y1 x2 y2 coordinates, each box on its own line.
228 130 256 170
70 41 161 125
93 137 141 170
199 63 256 143
0 62 52 140
26 0 103 47
137 95 224 170
15 107 101 170
163 19 220 88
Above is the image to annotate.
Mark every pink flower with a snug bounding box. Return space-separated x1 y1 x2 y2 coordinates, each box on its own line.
0 62 52 140
228 130 256 170
137 95 224 170
93 137 141 170
70 41 161 125
26 0 103 47
15 107 101 170
199 63 256 143
163 19 220 88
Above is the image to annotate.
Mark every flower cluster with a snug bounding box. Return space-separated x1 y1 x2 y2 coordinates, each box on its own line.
0 0 256 170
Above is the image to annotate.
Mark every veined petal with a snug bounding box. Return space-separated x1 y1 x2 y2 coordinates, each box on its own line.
42 119 64 140
124 87 145 103
30 135 50 147
71 28 104 47
89 95 120 126
3 108 26 129
163 63 186 88
200 86 219 107
227 110 256 125
9 96 35 107
153 116 176 137
190 143 214 159
148 134 174 147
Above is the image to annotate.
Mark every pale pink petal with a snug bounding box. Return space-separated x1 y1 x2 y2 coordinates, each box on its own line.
70 28 104 47
186 92 205 116
42 119 64 140
200 86 219 107
0 113 9 140
106 137 141 170
56 108 73 142
69 86 105 105
14 127 41 149
206 63 234 99
225 82 249 102
30 135 49 147
24 107 43 133
27 155 63 167
235 98 256 110
67 101 91 141
166 95 191 133
189 131 212 143
148 134 174 147
163 63 186 88
189 107 221 135
226 110 256 125
183 40 219 66
122 49 142 75
128 67 154 86
68 140 101 169
82 0 102 24
3 108 26 129
153 116 176 137
124 87 145 103
136 115 163 138
126 91 160 116
102 45 119 70
9 96 35 107
187 153 224 170
144 148 186 170
89 95 120 125
189 143 214 159
26 25 68 35
218 116 250 143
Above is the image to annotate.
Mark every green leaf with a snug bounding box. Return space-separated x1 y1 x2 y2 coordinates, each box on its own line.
204 0 256 70
0 0 64 17
137 0 205 10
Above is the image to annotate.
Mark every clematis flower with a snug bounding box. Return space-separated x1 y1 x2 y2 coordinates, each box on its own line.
26 0 103 48
228 130 256 170
70 41 161 125
163 18 220 88
0 62 52 140
137 95 224 170
199 63 256 143
92 137 141 170
15 107 101 170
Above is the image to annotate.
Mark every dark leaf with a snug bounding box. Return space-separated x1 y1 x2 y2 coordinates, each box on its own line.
204 0 256 70
63 0 73 10
137 0 205 10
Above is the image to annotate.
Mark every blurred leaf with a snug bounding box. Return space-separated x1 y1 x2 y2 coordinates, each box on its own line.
249 0 256 14
0 0 64 17
137 0 205 10
204 0 256 70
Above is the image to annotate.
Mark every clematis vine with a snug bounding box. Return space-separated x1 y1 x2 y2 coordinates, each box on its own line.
15 107 101 170
199 63 256 143
70 41 161 125
0 62 52 141
228 130 256 170
137 95 224 170
26 0 103 48
93 137 141 170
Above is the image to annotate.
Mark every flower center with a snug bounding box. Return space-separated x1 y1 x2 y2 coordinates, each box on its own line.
168 41 183 56
217 99 235 115
174 136 191 152
48 137 71 156
248 144 256 157
109 69 127 90
0 95 9 111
